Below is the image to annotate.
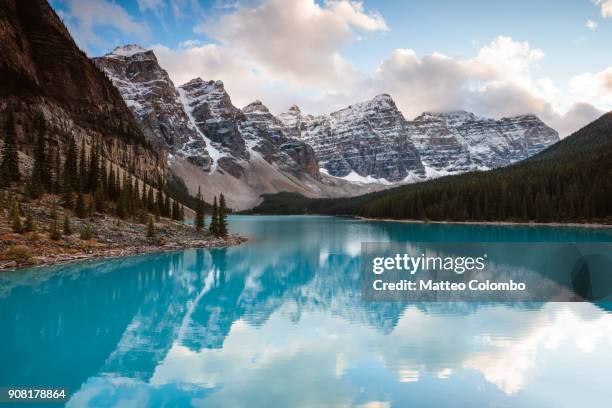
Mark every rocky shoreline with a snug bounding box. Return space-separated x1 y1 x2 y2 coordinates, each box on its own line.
0 234 247 271
0 199 247 271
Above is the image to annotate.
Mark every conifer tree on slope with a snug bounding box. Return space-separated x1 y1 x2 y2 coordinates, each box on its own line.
218 193 228 238
195 186 205 231
64 136 78 191
0 113 21 185
209 196 218 236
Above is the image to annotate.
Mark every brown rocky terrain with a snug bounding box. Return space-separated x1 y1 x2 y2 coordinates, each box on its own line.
0 0 164 184
0 193 246 270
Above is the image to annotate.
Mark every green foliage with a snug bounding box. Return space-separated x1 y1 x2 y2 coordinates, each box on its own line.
11 202 22 233
29 131 49 197
7 245 32 261
165 171 206 212
195 186 205 231
75 193 86 218
24 208 34 232
64 136 79 191
88 143 100 192
209 196 218 236
94 184 106 213
147 216 156 238
360 113 612 222
171 199 181 221
218 193 228 237
80 223 92 240
78 139 87 192
0 113 21 186
63 215 72 235
49 208 61 240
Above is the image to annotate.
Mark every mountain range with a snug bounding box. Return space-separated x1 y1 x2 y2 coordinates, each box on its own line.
250 110 612 223
94 45 559 210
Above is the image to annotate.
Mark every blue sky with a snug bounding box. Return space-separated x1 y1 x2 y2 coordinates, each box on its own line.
50 0 612 136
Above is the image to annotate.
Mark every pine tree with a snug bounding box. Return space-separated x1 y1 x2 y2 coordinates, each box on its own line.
100 159 108 197
180 204 185 222
11 202 22 233
218 193 228 237
94 183 105 213
107 166 116 200
28 132 48 198
88 143 99 192
24 208 34 232
80 223 92 240
75 193 86 218
78 139 87 192
156 188 163 216
172 200 180 220
147 186 155 212
60 175 74 210
116 193 125 219
49 208 61 240
53 147 61 194
0 113 21 186
147 216 156 238
64 136 78 191
141 182 147 205
209 196 218 235
63 215 71 235
164 195 171 218
195 186 204 231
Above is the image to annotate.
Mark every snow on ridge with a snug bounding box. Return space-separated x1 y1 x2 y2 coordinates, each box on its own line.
108 44 149 57
177 87 226 171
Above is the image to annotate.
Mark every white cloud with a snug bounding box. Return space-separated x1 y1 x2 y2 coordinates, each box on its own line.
152 43 252 88
369 37 554 118
547 102 604 137
570 66 612 111
586 19 598 30
468 35 545 84
194 0 386 87
137 0 165 14
178 39 202 49
56 0 151 50
593 0 612 17
150 0 608 138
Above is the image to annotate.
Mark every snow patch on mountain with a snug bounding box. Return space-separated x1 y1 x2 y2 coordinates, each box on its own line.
176 87 226 171
108 44 149 58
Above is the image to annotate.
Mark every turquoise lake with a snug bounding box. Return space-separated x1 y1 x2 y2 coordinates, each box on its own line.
3 215 612 407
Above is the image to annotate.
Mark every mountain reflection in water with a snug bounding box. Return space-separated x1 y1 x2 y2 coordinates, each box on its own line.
2 216 612 407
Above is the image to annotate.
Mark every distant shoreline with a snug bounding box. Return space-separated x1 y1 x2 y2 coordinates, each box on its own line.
356 217 612 230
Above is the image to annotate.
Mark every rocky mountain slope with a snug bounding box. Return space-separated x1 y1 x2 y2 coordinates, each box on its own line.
95 47 379 210
410 111 559 176
92 46 209 168
0 1 162 182
95 44 558 209
281 102 559 182
252 111 611 221
280 95 424 183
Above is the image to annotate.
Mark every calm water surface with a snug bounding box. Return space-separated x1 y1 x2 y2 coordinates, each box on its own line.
2 216 612 407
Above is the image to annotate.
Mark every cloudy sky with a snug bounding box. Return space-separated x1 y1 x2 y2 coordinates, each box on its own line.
50 0 612 137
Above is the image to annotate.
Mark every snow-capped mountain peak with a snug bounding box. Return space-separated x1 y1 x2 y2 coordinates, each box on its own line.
96 45 560 208
107 44 149 58
242 100 270 114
